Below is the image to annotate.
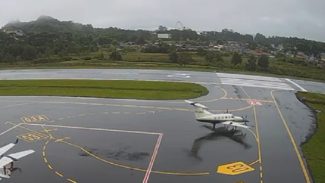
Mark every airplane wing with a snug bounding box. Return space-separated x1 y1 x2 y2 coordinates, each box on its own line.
221 121 250 129
7 150 35 161
0 141 17 157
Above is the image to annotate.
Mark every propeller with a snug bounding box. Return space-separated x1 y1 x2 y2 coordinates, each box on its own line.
242 115 249 125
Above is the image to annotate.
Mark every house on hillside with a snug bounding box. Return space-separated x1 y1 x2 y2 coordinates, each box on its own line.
321 53 325 62
3 28 24 36
157 33 171 39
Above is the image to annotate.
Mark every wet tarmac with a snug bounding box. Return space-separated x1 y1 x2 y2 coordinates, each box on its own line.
0 69 323 183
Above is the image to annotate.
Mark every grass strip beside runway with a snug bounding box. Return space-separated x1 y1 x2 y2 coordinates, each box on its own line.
297 92 325 183
0 80 208 100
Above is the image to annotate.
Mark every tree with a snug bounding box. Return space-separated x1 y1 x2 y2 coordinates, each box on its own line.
110 49 122 61
245 55 257 71
231 52 242 66
169 51 178 63
258 55 269 70
22 45 37 60
158 25 168 32
205 51 224 66
255 33 268 45
177 52 193 66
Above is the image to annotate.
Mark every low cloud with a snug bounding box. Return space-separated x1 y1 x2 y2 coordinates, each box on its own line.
0 0 324 41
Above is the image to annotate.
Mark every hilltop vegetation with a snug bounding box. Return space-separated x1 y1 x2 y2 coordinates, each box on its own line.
0 16 324 80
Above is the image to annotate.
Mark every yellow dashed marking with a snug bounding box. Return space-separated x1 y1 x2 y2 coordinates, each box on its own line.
55 171 64 177
67 178 77 183
240 87 263 183
48 164 53 170
59 139 209 176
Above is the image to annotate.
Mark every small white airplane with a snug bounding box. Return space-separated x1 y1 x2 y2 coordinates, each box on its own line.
0 139 34 181
185 100 250 130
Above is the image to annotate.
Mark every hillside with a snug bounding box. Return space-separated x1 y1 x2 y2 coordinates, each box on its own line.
3 16 94 34
0 16 324 81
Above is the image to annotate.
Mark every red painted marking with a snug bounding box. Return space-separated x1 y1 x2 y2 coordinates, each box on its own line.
247 99 262 106
143 134 163 183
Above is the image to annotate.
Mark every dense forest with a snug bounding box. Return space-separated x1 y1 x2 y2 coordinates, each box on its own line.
1 16 325 63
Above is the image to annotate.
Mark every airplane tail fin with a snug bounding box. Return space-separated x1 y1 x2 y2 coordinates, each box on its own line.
185 100 212 118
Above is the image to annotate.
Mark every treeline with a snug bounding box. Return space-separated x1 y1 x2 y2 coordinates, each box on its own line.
1 16 325 63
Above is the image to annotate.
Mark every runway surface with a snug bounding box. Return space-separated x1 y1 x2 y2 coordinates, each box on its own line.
0 69 324 183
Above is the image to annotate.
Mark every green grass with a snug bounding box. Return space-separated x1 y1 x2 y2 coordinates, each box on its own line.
297 92 325 183
0 80 208 100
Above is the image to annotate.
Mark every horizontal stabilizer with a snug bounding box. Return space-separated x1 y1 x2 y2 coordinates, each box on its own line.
7 150 35 161
185 100 208 109
222 121 250 129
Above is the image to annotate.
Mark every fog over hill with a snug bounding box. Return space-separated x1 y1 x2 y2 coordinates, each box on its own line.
1 0 324 42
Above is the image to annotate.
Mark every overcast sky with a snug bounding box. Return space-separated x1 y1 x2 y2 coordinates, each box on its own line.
0 0 324 42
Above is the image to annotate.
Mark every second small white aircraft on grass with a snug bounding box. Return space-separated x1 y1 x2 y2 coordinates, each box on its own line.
185 100 250 130
0 139 35 181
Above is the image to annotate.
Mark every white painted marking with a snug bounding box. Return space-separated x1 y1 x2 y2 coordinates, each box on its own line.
217 73 281 82
0 123 23 136
167 73 191 78
143 134 163 183
285 79 307 92
24 123 161 135
217 73 294 90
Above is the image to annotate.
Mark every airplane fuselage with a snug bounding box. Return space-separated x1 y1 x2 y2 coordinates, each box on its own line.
196 113 245 124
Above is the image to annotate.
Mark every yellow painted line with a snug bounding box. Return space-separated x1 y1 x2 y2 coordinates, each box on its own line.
151 171 209 176
253 105 263 183
25 123 161 135
67 179 77 183
246 128 258 141
48 164 53 170
210 104 253 113
42 152 46 157
197 87 228 103
240 87 263 183
44 158 48 163
36 101 192 112
271 90 311 183
249 159 260 166
221 98 274 103
59 140 209 176
55 171 64 177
